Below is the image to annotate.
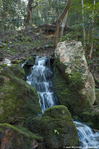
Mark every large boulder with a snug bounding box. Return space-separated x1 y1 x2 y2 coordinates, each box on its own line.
0 123 43 149
30 105 79 148
53 40 96 115
0 64 41 126
94 89 99 105
81 106 99 129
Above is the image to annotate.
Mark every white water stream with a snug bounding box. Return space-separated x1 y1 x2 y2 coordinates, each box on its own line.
74 121 99 149
26 56 99 148
26 56 56 113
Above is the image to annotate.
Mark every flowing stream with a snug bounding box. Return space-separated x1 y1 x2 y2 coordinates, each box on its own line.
26 56 99 149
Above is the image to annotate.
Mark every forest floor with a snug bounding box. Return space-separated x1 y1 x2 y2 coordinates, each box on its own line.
0 26 55 61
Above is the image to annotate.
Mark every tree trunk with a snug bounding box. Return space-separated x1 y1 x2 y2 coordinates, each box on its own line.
25 0 33 26
54 0 72 48
81 0 86 50
89 0 96 59
58 11 68 41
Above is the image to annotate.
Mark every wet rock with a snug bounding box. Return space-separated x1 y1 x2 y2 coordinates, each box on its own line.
30 105 79 149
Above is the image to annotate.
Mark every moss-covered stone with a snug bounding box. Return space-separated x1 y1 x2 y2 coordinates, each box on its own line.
94 89 99 105
30 105 79 148
25 55 35 66
0 123 43 149
0 64 25 80
20 58 27 64
53 58 88 116
81 106 99 129
0 65 41 126
0 75 4 86
54 41 96 117
11 60 20 64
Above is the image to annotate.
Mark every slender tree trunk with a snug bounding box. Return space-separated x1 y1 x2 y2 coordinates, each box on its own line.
3 24 5 43
54 0 72 48
89 0 96 59
25 0 33 26
58 11 68 41
56 0 60 17
45 0 48 24
81 0 86 49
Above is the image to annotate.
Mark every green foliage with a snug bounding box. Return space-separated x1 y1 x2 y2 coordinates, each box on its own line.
54 129 59 135
45 41 54 48
65 0 99 63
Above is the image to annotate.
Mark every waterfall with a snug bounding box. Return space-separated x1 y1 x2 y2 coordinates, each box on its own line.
26 56 57 113
26 56 99 148
74 121 99 149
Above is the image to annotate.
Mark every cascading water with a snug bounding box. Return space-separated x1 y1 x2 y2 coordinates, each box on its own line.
74 121 99 149
26 56 57 113
26 56 99 148
21 59 28 68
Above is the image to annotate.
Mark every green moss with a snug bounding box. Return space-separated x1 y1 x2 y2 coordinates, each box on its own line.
0 66 41 126
53 58 88 116
20 58 27 64
0 123 40 149
28 56 33 61
43 105 71 119
81 107 99 129
11 60 20 64
25 55 35 66
0 123 30 137
0 64 25 79
30 105 78 148
95 89 99 105
1 64 7 67
0 75 4 85
0 128 3 131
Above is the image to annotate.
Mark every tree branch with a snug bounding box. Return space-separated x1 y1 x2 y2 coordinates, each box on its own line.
30 2 38 10
54 0 72 48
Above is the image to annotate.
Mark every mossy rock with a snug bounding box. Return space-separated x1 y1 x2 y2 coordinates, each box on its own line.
0 75 4 86
21 55 36 76
30 105 78 148
53 58 88 116
11 60 20 64
0 66 41 126
20 58 27 64
81 106 99 129
94 89 99 105
0 64 25 80
25 55 35 66
0 123 43 149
